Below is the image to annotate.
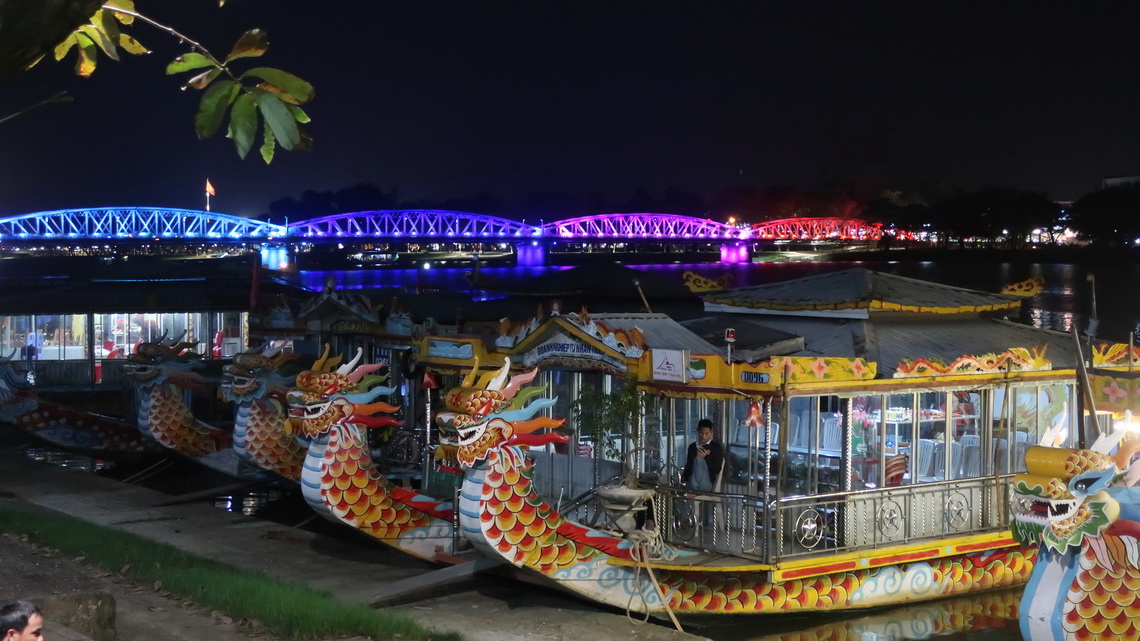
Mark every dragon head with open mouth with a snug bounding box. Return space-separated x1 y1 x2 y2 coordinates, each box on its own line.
435 357 568 467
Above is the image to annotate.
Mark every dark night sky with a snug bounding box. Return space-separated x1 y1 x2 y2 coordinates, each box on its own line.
2 1 1140 218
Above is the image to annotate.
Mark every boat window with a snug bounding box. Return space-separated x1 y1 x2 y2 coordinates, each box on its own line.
914 391 948 482
782 395 842 497
949 391 984 479
850 394 881 490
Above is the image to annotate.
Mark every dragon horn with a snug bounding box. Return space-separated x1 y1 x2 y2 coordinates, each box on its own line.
501 367 539 398
510 417 566 434
461 356 481 387
1114 438 1140 470
347 362 385 383
312 344 331 371
483 358 511 392
337 347 363 376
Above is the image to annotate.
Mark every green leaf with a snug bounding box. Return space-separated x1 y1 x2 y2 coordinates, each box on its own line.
104 0 137 24
225 29 269 63
194 80 240 140
118 33 148 55
79 24 119 62
253 91 300 150
186 68 222 90
53 33 78 62
260 124 276 164
240 67 314 104
226 93 258 159
74 33 98 77
286 104 311 124
93 9 121 44
167 53 214 75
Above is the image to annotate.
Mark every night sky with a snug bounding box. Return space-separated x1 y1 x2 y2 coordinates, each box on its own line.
2 1 1139 218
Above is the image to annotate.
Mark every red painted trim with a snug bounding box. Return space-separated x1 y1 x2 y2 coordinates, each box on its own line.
868 549 939 565
782 561 857 579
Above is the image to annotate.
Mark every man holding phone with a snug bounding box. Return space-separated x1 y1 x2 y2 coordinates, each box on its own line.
682 418 724 493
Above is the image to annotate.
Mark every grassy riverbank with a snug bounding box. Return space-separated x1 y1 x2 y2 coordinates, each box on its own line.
0 500 459 641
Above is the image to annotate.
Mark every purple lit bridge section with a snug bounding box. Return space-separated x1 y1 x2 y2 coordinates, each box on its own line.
541 213 753 263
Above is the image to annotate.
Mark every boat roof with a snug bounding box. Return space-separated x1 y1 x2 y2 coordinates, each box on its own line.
582 312 718 353
683 313 1079 376
702 267 1022 317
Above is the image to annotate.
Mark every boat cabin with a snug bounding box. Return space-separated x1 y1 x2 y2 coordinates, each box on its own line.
416 269 1092 567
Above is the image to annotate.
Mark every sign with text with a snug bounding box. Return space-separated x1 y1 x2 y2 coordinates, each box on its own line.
651 349 689 383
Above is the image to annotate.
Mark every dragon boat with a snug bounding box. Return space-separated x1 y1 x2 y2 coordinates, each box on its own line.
1012 352 1140 641
0 349 165 459
406 268 1109 615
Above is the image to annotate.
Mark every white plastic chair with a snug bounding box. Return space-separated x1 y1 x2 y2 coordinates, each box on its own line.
821 417 843 453
958 443 981 478
916 439 937 481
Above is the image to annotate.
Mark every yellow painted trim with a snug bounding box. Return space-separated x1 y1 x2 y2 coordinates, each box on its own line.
606 558 776 572
770 530 1017 582
605 530 1018 576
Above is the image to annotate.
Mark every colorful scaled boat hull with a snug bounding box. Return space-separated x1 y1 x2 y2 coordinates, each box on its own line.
288 347 456 562
1014 443 1140 641
220 349 306 480
1 351 164 458
124 339 229 457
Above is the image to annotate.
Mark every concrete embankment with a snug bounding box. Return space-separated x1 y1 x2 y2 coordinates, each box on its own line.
0 451 705 641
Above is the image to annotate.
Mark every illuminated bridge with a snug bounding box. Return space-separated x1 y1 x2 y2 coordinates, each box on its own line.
0 207 885 263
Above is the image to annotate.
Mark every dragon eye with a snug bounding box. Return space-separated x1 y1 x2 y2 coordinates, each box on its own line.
1073 478 1094 492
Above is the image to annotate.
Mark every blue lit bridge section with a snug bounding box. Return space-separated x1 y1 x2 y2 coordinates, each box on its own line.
291 210 541 241
0 207 286 242
543 213 750 241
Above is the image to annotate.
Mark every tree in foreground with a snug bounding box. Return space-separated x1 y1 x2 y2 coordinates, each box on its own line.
0 0 313 163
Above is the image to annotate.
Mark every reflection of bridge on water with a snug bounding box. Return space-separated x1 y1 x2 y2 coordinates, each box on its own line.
0 207 890 265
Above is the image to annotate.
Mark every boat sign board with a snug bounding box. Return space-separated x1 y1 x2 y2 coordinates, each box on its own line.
651 349 688 383
522 332 626 370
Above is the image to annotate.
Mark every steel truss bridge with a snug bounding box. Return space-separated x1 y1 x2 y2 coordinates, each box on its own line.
0 207 884 244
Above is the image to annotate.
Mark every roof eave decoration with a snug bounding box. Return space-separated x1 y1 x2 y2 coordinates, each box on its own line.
638 353 877 395
702 297 1021 315
893 346 1052 379
1092 342 1140 368
498 307 647 361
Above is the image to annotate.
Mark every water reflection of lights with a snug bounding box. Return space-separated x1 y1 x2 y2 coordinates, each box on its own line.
24 448 115 472
213 491 283 517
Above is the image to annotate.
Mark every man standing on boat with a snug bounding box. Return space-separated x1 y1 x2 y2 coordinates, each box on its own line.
682 418 725 493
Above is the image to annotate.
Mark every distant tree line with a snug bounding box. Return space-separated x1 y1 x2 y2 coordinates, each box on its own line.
264 181 1140 247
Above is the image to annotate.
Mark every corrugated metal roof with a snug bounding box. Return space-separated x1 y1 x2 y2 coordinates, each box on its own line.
703 267 1021 315
693 313 1080 376
585 312 718 353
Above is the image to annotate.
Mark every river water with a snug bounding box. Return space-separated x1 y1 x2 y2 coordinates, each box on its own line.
295 251 1140 641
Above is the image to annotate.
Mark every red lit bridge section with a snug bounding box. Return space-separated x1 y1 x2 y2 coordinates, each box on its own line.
750 217 883 241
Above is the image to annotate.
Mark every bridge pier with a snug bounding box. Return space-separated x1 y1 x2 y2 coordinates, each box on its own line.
719 242 751 264
516 242 547 267
260 245 295 271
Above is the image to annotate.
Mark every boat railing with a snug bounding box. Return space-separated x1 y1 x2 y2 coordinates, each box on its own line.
647 473 1015 563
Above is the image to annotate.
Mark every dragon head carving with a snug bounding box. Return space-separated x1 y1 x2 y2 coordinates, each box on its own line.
1011 444 1140 551
220 346 295 403
435 357 568 467
123 332 205 387
285 345 402 440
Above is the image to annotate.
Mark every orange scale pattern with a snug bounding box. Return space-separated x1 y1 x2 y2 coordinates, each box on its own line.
479 450 598 573
242 409 305 479
144 385 220 457
319 435 436 538
654 549 1034 613
1062 543 1140 641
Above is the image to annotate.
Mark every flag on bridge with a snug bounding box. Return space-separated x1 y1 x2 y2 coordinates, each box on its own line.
205 179 216 196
